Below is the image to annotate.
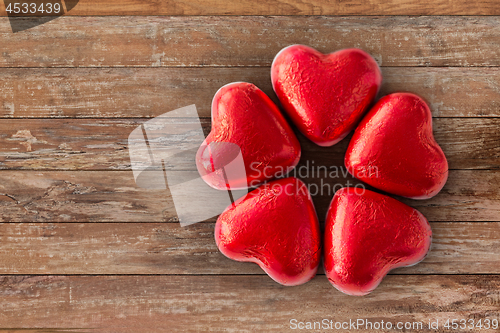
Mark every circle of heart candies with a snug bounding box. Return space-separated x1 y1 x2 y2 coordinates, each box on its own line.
196 44 448 296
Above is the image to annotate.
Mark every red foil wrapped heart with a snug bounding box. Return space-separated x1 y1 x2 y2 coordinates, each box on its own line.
215 177 321 286
324 187 432 296
196 82 301 190
345 92 448 199
271 45 382 147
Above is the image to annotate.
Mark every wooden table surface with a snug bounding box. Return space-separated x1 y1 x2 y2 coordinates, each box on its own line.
1 1 500 332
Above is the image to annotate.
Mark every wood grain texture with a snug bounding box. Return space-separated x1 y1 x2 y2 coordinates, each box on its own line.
2 16 500 68
2 0 500 16
0 171 174 222
0 5 498 330
0 170 498 222
0 222 497 275
2 67 500 118
0 118 498 171
0 275 498 332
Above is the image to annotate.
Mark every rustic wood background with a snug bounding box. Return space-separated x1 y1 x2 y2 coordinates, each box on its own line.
1 1 500 332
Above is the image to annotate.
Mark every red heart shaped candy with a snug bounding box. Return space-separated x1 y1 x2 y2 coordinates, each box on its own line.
215 177 321 286
196 82 301 190
345 92 448 199
271 45 382 147
324 187 432 296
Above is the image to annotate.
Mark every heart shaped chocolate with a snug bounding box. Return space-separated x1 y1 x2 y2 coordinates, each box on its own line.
271 45 382 147
345 92 448 199
196 82 301 190
215 177 321 286
324 187 432 296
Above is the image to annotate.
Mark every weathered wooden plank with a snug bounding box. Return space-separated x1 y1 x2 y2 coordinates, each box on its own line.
0 171 176 222
2 16 500 67
0 275 498 332
1 0 500 16
0 118 497 171
0 222 497 275
0 118 144 171
397 170 500 223
0 170 498 222
1 67 500 118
